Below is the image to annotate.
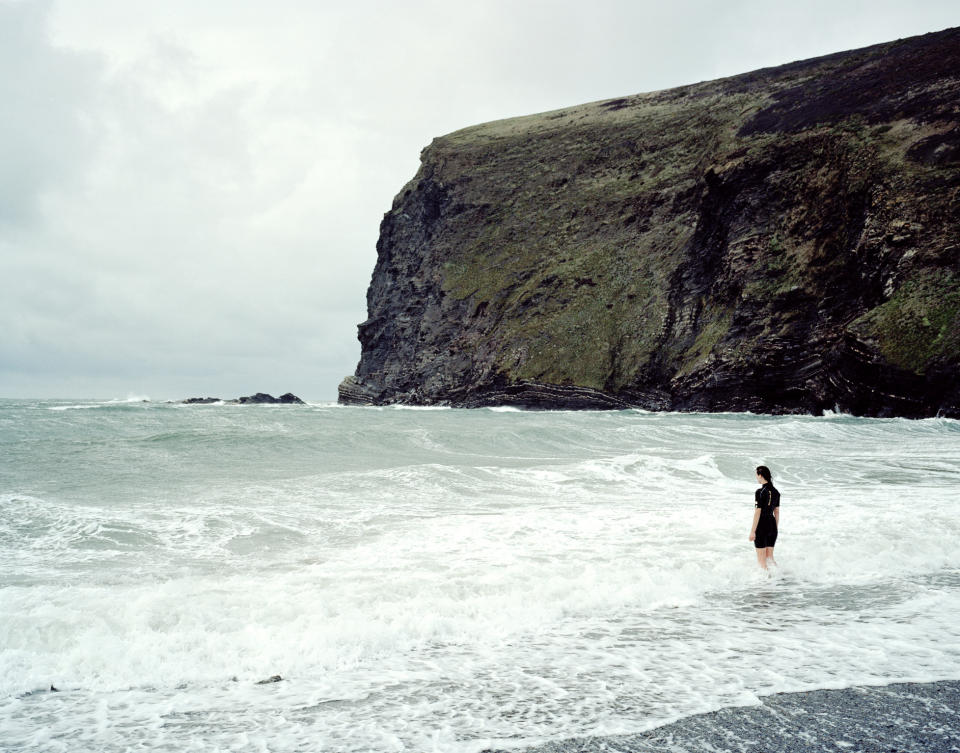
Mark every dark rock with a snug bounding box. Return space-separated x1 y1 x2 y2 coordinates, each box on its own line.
238 393 279 404
255 674 283 685
340 27 960 418
182 393 304 405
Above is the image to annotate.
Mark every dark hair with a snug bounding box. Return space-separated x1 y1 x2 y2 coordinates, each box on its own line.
756 465 772 482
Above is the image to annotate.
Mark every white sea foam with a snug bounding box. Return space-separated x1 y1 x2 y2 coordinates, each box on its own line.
0 401 958 752
47 396 152 411
387 404 453 411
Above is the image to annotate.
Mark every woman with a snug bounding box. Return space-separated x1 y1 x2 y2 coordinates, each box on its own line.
749 465 780 569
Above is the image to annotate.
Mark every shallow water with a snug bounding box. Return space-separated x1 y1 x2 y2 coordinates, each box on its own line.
1 399 958 752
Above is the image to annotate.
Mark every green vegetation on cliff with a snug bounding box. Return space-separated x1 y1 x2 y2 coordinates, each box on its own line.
343 27 960 417
851 270 960 374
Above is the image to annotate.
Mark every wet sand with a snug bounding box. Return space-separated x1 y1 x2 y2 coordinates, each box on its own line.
487 680 960 753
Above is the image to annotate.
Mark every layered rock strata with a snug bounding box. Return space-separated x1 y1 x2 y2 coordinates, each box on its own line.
341 27 960 417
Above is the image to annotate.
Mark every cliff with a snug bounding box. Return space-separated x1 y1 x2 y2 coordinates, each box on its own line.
340 27 960 417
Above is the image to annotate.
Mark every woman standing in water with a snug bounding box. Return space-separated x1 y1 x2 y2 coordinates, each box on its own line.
749 465 780 569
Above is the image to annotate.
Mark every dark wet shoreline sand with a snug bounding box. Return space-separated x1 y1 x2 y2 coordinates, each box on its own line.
488 680 960 753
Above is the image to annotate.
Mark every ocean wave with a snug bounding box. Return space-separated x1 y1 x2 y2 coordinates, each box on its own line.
387 404 453 411
2 405 959 752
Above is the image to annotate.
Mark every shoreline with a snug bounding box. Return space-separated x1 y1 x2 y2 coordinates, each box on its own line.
486 679 960 753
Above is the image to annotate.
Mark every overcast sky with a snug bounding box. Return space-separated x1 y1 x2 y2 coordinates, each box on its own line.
1 0 957 400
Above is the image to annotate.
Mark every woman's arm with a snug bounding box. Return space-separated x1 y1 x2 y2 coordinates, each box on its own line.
749 508 761 541
774 507 779 526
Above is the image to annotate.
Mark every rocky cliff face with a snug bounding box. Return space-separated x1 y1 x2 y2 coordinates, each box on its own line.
340 28 960 417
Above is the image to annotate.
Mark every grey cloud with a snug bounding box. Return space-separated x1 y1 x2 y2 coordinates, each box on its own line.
2 0 959 399
0 0 100 226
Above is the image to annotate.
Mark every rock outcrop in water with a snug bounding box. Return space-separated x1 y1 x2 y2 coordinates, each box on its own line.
340 28 960 417
182 393 305 405
237 393 305 405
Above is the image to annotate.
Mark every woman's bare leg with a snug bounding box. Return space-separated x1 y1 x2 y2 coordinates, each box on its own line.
765 547 777 567
755 548 768 569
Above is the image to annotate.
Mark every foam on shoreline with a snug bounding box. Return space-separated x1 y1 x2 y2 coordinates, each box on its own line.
487 679 960 753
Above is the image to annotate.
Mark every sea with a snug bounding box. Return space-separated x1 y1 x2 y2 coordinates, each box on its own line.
1 398 958 752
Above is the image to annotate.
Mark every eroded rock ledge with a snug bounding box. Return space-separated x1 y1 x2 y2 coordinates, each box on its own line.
341 27 960 417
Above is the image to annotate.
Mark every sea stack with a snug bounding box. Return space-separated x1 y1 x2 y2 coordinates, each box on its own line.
341 27 960 417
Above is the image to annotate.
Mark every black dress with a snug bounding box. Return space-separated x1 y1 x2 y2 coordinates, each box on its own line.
754 482 780 549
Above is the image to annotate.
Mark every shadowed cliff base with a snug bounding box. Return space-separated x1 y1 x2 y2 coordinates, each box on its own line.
341 27 960 417
481 680 960 753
